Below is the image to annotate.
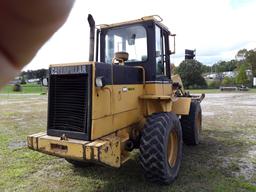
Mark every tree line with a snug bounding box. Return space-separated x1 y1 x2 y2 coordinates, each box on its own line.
175 48 256 89
20 69 48 83
19 48 256 89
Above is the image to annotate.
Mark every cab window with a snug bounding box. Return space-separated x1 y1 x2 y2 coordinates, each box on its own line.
155 25 170 78
155 25 164 75
105 25 147 64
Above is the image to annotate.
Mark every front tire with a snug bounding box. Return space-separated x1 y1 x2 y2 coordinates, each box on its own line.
139 112 183 184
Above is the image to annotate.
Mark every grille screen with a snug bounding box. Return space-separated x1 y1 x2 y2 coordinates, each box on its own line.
48 74 89 133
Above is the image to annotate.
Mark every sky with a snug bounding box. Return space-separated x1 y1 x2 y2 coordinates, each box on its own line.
24 0 256 70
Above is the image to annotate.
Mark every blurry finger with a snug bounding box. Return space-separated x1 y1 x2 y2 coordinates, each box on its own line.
0 0 75 69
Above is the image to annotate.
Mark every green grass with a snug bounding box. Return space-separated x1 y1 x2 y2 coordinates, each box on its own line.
0 84 46 94
188 89 220 94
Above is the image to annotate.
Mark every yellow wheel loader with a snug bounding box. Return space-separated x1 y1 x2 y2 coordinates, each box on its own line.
27 14 204 184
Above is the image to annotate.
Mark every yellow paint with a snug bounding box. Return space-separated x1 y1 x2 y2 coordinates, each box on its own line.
172 97 191 115
139 94 174 116
139 95 172 100
97 136 121 167
99 15 165 29
28 133 123 167
91 84 143 140
113 109 141 132
27 132 46 150
142 99 173 116
160 100 172 112
145 83 172 96
91 109 142 140
91 116 113 140
92 85 112 119
163 84 172 95
34 134 89 160
145 84 164 95
85 146 92 160
112 84 143 114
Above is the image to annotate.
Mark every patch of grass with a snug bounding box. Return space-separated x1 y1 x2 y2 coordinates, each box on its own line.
0 84 46 94
236 182 256 191
21 84 43 93
188 89 220 94
0 84 13 93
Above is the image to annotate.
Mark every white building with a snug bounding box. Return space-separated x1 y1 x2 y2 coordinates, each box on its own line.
222 71 237 78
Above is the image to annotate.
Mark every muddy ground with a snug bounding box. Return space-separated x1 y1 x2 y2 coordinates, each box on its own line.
0 93 255 192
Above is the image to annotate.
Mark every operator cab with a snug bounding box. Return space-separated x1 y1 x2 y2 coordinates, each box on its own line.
96 15 176 82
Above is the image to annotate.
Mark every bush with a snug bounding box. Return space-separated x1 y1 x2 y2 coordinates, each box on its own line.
221 77 235 86
236 64 250 86
208 80 221 89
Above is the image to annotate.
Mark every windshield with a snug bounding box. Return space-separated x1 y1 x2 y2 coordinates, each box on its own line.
105 25 147 64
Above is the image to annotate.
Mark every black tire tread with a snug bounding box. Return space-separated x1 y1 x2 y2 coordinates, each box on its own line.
139 112 182 184
180 102 202 145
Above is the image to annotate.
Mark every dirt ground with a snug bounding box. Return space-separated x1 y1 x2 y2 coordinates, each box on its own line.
0 93 256 192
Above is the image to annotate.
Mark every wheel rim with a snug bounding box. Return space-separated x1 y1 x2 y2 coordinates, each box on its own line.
167 130 178 167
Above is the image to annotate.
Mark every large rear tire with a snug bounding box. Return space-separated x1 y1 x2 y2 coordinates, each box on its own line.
139 112 183 184
180 101 202 145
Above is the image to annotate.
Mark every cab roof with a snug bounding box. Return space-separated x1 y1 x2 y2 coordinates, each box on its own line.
98 15 170 33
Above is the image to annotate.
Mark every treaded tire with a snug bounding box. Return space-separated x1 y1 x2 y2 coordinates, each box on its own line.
139 112 183 184
180 101 202 145
65 159 94 167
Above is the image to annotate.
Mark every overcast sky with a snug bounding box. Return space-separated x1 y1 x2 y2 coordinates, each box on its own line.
24 0 256 70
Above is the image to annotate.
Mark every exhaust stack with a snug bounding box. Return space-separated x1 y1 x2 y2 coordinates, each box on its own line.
88 14 95 61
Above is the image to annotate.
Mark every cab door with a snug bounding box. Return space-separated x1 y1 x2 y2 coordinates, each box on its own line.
155 25 171 79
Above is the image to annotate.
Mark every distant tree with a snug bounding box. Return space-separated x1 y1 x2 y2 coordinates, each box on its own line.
212 60 238 73
21 69 48 80
245 49 256 76
26 70 35 79
177 60 207 89
228 60 239 71
235 48 256 75
221 77 234 86
208 80 221 89
236 49 248 61
236 64 249 85
201 64 211 74
34 69 48 79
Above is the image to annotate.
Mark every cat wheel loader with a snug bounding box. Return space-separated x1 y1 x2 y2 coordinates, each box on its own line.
27 14 204 184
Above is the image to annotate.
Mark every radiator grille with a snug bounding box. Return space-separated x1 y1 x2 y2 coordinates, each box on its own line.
47 73 89 134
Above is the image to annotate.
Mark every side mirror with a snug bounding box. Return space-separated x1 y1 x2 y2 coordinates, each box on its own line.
169 34 176 55
42 78 48 87
95 76 106 88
